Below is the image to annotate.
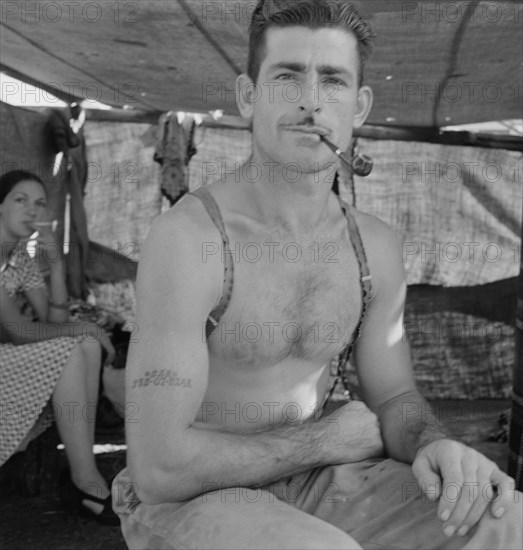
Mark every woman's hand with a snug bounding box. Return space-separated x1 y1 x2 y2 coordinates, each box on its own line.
31 220 62 265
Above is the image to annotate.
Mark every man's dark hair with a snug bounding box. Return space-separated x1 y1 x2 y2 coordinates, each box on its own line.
0 170 45 204
248 0 375 87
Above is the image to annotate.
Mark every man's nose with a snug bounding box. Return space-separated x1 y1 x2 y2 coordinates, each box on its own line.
297 82 321 114
298 104 320 114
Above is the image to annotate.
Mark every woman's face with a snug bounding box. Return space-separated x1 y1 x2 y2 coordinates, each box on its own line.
0 180 47 241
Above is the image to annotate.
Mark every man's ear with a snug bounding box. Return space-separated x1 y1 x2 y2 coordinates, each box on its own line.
236 73 257 121
353 85 373 128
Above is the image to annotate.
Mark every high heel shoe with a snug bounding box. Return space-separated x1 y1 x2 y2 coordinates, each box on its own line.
60 470 120 525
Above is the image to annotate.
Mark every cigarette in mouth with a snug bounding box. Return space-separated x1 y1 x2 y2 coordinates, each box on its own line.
33 220 58 232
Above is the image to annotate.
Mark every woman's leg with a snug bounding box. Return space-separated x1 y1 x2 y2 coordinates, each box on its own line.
83 337 102 445
52 338 109 513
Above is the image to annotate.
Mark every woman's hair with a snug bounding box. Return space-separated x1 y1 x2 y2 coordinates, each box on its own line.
248 0 375 87
0 170 45 204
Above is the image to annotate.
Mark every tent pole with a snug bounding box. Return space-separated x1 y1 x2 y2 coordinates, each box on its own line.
508 192 523 490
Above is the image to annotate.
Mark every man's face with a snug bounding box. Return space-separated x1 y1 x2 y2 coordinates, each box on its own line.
245 26 368 173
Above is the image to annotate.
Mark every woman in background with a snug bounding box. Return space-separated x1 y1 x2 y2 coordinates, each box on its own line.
0 170 118 525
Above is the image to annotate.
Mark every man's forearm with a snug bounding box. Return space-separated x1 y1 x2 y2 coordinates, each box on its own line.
378 390 451 463
132 402 380 504
191 421 329 494
136 420 329 503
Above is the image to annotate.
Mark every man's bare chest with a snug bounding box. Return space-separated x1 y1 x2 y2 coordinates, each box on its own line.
207 232 363 367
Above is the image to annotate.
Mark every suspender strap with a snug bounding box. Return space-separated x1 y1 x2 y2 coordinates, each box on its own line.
338 196 373 342
324 197 373 405
189 188 372 373
190 187 234 339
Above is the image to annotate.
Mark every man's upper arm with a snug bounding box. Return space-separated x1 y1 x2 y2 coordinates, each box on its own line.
126 197 223 480
352 214 417 412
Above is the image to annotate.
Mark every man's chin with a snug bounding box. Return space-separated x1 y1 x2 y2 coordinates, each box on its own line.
293 150 338 173
257 143 337 177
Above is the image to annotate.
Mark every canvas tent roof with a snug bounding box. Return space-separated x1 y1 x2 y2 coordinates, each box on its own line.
1 0 521 128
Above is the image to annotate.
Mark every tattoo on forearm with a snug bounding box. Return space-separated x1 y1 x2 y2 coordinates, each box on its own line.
132 369 192 389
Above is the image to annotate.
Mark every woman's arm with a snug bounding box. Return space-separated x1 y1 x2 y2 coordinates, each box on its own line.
25 226 69 324
1 285 71 343
25 259 69 324
1 285 86 344
0 285 115 362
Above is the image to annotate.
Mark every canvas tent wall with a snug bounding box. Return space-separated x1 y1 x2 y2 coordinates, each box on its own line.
1 1 521 125
20 107 510 403
180 120 520 399
0 100 92 297
4 102 519 394
0 101 140 297
1 0 522 486
82 114 522 481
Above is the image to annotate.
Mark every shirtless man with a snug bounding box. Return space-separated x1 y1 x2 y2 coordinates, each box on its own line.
113 1 522 548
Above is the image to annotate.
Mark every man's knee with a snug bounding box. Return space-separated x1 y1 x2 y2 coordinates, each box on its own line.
117 485 364 550
305 533 362 550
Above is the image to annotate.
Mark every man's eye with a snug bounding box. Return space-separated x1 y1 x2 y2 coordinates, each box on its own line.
276 73 295 80
323 78 344 86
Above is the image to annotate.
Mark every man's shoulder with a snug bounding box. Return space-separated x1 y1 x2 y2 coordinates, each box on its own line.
137 191 224 312
349 208 405 296
350 207 401 253
148 189 222 246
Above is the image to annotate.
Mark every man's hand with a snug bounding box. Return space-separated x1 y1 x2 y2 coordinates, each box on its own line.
463 496 523 549
412 439 518 538
323 400 384 463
